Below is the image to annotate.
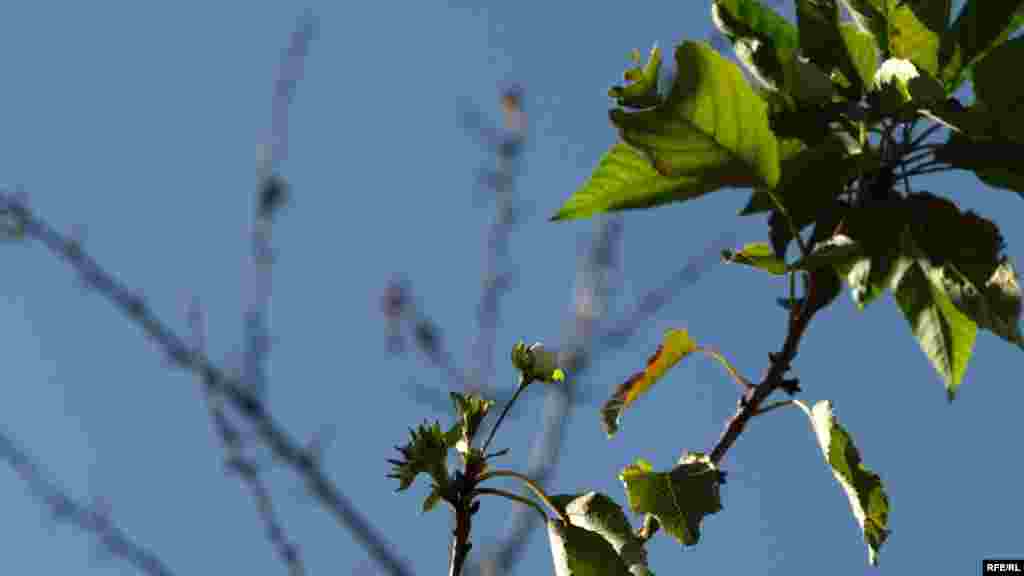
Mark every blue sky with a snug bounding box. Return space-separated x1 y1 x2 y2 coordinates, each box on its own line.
1 1 1021 575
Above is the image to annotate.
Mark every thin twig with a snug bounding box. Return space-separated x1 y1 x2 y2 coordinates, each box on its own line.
900 164 954 178
753 399 796 416
472 488 548 523
481 378 529 453
476 469 566 523
907 120 946 150
900 148 938 167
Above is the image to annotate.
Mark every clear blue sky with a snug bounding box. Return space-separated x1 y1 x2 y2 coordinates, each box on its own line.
1 1 1020 575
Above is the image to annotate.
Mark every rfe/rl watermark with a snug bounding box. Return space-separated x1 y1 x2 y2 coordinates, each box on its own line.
984 559 1024 574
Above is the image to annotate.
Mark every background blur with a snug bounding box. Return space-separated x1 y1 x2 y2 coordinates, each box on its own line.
1 1 1021 575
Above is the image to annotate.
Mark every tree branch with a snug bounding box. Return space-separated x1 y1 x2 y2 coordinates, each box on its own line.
0 428 176 576
2 193 415 576
709 276 816 464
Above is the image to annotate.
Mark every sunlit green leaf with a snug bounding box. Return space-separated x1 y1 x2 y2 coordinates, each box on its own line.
839 23 880 89
613 43 779 184
888 3 940 76
795 400 890 566
619 453 724 547
554 42 780 221
551 143 713 221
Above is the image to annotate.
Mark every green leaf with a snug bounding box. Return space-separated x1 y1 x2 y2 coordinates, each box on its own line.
824 235 890 310
552 492 650 574
840 0 890 53
611 42 780 187
387 421 451 492
791 234 863 272
794 0 878 96
450 392 494 445
714 0 840 105
619 453 724 547
888 2 941 76
889 229 978 400
742 136 853 231
712 1 799 88
935 262 1024 349
609 46 663 109
900 193 1023 347
557 41 778 220
721 242 788 275
602 329 699 437
905 70 945 106
972 37 1024 115
738 137 802 215
795 400 890 566
938 0 1024 92
898 0 951 33
930 100 1024 196
843 256 882 309
839 23 880 89
834 203 907 309
547 519 632 576
554 42 781 221
551 143 712 221
805 263 844 317
797 0 842 73
934 134 1024 197
839 1 939 76
553 41 785 222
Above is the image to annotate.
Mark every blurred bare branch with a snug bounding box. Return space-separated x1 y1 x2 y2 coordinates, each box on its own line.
467 85 527 399
247 9 318 400
190 300 305 575
382 276 468 390
1 192 416 576
0 428 175 576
